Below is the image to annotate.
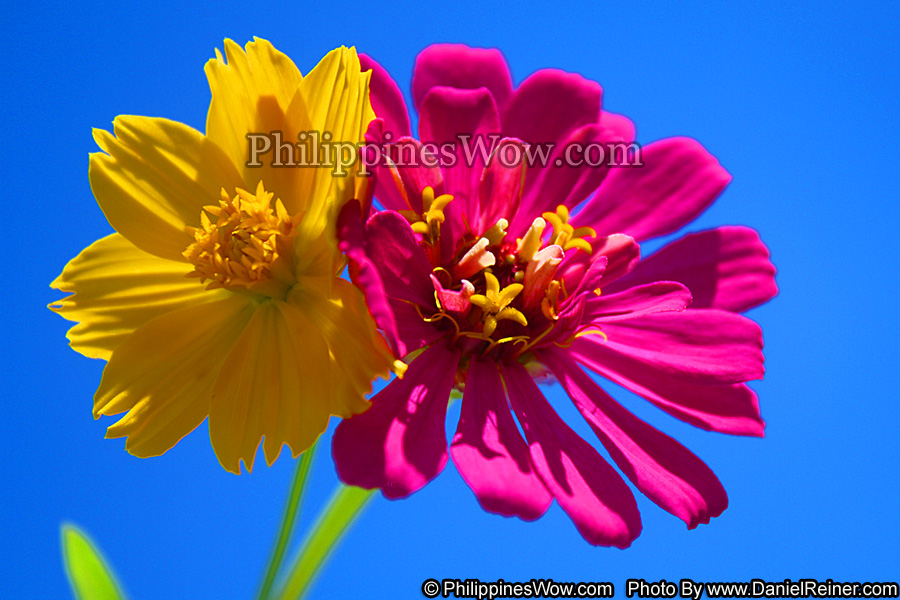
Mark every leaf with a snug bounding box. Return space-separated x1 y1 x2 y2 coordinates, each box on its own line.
61 524 127 600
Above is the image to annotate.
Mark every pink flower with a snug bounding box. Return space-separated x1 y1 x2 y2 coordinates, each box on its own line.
333 45 777 547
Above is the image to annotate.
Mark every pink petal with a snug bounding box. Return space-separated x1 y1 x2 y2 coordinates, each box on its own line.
451 358 552 520
382 136 446 214
559 234 639 295
361 119 390 214
418 86 501 222
541 293 587 347
511 123 627 238
391 299 446 353
584 281 692 323
371 164 411 213
472 138 527 235
565 256 607 301
412 44 514 113
360 120 417 213
360 54 412 138
606 226 778 313
572 137 731 241
541 350 728 528
430 275 474 315
570 336 765 436
502 70 602 195
503 69 602 145
337 202 404 357
593 234 642 285
590 309 764 385
501 361 642 547
332 343 460 498
600 110 636 143
364 211 436 308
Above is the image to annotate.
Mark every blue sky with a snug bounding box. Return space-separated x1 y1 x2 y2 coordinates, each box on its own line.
3 1 899 598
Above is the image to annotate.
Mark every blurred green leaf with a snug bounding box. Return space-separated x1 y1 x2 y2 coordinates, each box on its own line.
61 524 127 600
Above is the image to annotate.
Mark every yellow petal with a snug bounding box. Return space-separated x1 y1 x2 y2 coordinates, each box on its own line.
95 294 255 458
209 300 332 473
300 46 374 147
204 38 308 202
293 47 374 237
90 116 242 260
289 279 394 417
291 227 338 294
49 234 226 360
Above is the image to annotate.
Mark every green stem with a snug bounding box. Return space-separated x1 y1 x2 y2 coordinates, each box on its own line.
275 485 376 600
256 443 317 600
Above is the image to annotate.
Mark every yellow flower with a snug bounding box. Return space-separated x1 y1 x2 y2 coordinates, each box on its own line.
50 39 394 473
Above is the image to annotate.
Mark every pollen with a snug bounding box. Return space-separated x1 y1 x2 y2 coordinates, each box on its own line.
183 181 300 291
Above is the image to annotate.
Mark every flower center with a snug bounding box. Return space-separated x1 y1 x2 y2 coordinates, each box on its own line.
406 187 598 358
184 181 300 294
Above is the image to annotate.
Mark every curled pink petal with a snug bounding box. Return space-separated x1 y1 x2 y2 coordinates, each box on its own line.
565 256 607 302
430 274 474 315
559 234 638 295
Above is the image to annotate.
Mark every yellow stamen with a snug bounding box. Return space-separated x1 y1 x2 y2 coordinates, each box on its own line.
516 217 546 263
469 272 527 337
183 181 299 293
482 218 509 246
392 359 409 379
401 186 454 243
542 205 596 254
554 327 608 348
541 280 562 320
